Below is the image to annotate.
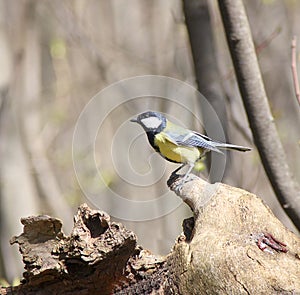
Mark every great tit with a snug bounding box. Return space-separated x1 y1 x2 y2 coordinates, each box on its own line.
130 111 251 182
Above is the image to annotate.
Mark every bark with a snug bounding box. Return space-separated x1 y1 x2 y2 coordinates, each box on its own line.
2 176 300 294
168 175 300 294
217 0 300 229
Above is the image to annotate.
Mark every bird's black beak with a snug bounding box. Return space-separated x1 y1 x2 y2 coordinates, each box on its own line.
130 118 138 123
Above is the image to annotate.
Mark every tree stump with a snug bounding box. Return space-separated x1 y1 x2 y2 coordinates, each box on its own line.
1 174 300 294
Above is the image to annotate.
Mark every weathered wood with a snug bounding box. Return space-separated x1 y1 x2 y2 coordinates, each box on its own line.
168 174 300 294
1 176 300 294
5 204 166 295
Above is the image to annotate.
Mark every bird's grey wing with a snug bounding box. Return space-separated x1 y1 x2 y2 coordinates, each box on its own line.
193 132 251 152
165 130 222 153
159 130 180 146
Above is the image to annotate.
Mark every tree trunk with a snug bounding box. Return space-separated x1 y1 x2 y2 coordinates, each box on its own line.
217 0 300 229
183 0 230 183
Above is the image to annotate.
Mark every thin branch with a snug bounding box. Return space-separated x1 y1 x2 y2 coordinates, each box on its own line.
222 27 281 81
255 27 281 55
291 36 300 106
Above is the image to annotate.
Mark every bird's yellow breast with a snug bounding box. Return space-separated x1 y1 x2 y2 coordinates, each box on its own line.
154 133 201 164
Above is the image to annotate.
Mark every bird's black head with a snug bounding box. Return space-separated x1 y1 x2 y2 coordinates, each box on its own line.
130 111 167 133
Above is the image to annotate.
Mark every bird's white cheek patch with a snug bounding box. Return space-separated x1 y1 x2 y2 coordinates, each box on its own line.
141 117 162 129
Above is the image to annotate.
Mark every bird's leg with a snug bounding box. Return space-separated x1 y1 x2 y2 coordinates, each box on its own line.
170 163 195 191
171 163 186 176
181 163 194 184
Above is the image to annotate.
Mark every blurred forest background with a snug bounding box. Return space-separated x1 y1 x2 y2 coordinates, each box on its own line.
0 0 299 283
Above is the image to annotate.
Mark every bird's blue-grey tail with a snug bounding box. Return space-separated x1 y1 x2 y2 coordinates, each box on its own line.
214 143 251 152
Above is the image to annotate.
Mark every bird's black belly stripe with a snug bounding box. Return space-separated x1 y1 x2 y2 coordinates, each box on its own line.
146 132 159 152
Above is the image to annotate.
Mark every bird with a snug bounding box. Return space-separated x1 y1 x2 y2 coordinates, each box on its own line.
130 111 251 184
